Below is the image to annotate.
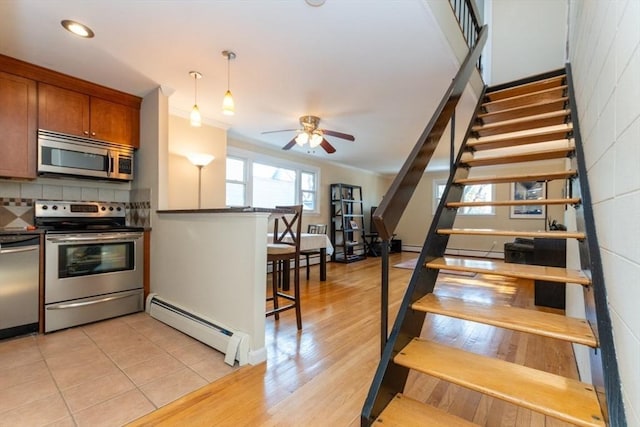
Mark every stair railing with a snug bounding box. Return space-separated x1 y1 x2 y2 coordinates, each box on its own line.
565 63 626 426
361 25 487 427
372 24 487 352
449 0 483 71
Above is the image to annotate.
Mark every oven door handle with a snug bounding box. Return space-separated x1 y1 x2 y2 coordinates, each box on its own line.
0 245 40 255
46 290 141 310
47 233 143 244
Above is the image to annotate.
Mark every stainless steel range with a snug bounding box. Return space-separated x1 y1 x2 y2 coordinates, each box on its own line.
35 200 144 332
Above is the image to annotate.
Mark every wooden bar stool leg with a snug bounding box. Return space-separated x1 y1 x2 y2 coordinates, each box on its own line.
294 261 302 330
272 260 280 320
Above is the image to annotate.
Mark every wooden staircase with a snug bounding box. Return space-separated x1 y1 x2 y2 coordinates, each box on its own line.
362 68 622 426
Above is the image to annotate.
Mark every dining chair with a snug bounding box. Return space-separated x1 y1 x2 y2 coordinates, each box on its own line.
266 205 303 330
301 224 328 280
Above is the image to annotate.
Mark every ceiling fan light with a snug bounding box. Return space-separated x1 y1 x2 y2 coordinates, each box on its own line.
190 104 202 127
309 133 323 148
295 132 309 146
222 90 235 116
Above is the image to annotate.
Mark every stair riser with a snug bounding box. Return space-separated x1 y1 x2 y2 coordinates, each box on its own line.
467 128 572 151
485 76 566 102
474 114 569 137
477 98 568 124
483 87 567 113
463 150 573 167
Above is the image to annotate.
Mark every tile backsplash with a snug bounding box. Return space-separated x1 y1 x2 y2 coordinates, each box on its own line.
0 198 34 229
0 178 152 229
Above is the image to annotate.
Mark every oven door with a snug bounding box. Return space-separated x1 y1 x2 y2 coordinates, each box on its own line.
45 232 144 304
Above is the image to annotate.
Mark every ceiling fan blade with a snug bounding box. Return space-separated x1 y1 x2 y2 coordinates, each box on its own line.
261 128 299 135
320 138 336 154
321 129 355 141
282 137 297 150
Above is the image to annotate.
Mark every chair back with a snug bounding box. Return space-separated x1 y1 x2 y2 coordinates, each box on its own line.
273 205 303 252
307 224 327 234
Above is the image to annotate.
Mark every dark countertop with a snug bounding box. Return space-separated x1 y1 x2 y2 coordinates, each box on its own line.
0 228 45 236
157 207 287 214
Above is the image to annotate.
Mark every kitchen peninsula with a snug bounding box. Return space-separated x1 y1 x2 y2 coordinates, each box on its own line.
152 207 283 366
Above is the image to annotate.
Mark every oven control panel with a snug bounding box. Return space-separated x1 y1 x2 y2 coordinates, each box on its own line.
35 200 126 218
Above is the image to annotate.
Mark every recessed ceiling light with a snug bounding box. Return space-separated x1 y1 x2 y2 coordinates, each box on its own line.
61 20 95 38
305 0 326 6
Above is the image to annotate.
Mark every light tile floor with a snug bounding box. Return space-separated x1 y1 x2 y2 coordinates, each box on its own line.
0 312 238 426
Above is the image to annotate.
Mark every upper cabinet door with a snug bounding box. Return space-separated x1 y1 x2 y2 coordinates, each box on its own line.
38 83 139 148
0 71 37 179
38 83 90 137
90 97 139 148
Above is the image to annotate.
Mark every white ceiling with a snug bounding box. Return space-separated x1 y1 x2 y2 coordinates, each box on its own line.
0 0 460 174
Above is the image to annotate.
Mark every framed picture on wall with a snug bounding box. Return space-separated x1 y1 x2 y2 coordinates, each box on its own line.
510 181 546 219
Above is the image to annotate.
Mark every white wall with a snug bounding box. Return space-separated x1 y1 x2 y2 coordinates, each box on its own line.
568 0 640 425
490 0 568 84
168 116 227 209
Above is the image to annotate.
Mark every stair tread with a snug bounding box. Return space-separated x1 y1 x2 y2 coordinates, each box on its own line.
426 256 591 285
413 294 597 347
454 170 577 185
485 75 566 101
472 109 570 132
477 97 568 124
462 146 574 167
483 86 568 113
438 228 585 239
467 125 573 151
395 339 605 427
447 197 580 208
376 393 479 426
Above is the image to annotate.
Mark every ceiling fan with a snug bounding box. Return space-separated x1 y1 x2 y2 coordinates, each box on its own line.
261 115 355 154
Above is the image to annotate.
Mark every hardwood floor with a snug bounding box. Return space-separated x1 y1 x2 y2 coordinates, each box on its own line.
129 253 579 427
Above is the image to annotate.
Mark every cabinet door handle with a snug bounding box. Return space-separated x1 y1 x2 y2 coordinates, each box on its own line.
91 132 96 136
84 130 89 135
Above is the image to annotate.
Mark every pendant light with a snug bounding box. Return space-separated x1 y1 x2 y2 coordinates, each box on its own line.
222 50 236 116
189 71 203 127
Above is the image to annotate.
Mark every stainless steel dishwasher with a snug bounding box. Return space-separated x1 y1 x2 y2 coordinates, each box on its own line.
0 234 40 339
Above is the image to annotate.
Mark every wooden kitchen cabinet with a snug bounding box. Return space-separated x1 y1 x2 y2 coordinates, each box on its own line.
38 83 140 148
38 83 90 137
0 71 37 179
90 96 139 148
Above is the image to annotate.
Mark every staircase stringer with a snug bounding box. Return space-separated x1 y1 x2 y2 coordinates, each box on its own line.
361 86 488 426
565 63 626 427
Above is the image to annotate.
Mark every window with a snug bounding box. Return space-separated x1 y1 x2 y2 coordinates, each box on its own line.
226 148 319 212
301 171 317 211
433 180 494 215
226 157 247 207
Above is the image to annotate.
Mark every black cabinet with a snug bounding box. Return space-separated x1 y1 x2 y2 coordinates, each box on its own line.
504 237 566 309
533 238 566 309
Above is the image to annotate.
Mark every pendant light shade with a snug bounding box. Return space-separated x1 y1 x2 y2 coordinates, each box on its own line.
189 71 202 127
222 89 234 115
222 50 236 116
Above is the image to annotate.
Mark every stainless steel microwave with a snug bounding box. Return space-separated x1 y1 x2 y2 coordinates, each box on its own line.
37 130 134 181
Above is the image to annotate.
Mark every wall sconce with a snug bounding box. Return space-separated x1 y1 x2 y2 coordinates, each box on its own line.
189 71 203 127
186 153 215 208
221 50 236 116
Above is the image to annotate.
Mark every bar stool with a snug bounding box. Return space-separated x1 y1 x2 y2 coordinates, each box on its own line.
266 205 303 330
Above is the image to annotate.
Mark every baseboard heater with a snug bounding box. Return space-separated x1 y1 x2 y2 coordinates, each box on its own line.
146 294 249 366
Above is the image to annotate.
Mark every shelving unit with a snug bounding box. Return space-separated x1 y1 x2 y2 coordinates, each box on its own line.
330 183 366 263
